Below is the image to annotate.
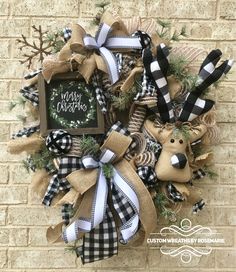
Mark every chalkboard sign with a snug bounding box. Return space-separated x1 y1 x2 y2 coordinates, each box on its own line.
38 72 104 136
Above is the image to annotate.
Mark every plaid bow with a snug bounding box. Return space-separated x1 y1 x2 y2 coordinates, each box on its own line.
63 149 140 264
20 85 39 106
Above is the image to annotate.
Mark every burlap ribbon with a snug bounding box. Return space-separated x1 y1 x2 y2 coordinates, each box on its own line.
43 11 142 85
47 131 157 247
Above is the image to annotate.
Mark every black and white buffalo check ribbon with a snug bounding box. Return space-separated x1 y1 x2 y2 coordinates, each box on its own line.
82 22 142 84
137 166 158 188
193 168 206 180
178 49 234 122
143 44 234 123
63 27 72 42
166 183 185 202
12 125 40 139
106 121 130 139
24 69 42 79
92 73 107 113
134 68 157 101
76 206 118 264
63 149 140 263
20 85 39 106
132 30 151 50
143 43 175 123
42 157 83 206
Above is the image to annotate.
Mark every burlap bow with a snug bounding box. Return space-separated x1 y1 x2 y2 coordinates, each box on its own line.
47 131 157 261
43 11 142 85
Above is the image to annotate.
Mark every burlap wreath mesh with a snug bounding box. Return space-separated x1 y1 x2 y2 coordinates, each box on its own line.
6 3 234 265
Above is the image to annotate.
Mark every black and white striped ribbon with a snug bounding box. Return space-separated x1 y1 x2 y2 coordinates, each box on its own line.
63 149 140 246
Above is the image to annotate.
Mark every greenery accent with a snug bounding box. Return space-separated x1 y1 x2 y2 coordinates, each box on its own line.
156 19 187 42
92 1 110 26
8 97 26 111
22 144 55 172
102 163 114 179
45 29 65 53
65 240 82 254
171 26 187 42
154 192 177 222
111 82 139 111
16 114 27 123
173 124 191 141
203 166 218 180
80 135 100 156
169 56 199 90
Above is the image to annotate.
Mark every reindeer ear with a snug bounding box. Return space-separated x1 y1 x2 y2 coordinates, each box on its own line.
189 124 207 143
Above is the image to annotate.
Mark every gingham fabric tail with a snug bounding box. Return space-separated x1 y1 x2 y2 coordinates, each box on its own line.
77 206 118 264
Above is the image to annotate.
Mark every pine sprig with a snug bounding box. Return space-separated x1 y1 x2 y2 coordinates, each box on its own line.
171 26 187 42
174 124 191 141
156 20 187 42
22 144 55 172
8 97 27 111
203 166 218 180
92 1 110 26
45 29 65 53
111 87 137 111
102 163 114 179
169 56 199 90
80 135 100 156
156 19 171 38
154 192 176 222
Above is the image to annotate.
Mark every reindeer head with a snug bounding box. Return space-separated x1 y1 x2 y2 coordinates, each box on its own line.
142 44 233 183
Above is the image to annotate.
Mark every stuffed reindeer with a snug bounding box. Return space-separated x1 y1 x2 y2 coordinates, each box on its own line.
124 44 234 212
142 44 233 184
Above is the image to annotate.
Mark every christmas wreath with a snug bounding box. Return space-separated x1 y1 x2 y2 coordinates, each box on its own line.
7 3 234 265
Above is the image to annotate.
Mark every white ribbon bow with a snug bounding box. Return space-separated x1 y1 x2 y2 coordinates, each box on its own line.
63 148 140 244
83 22 142 84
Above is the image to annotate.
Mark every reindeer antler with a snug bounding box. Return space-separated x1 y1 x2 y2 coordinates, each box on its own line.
178 49 234 122
143 43 175 123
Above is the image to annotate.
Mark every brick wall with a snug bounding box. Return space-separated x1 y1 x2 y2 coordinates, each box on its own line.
0 0 235 271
